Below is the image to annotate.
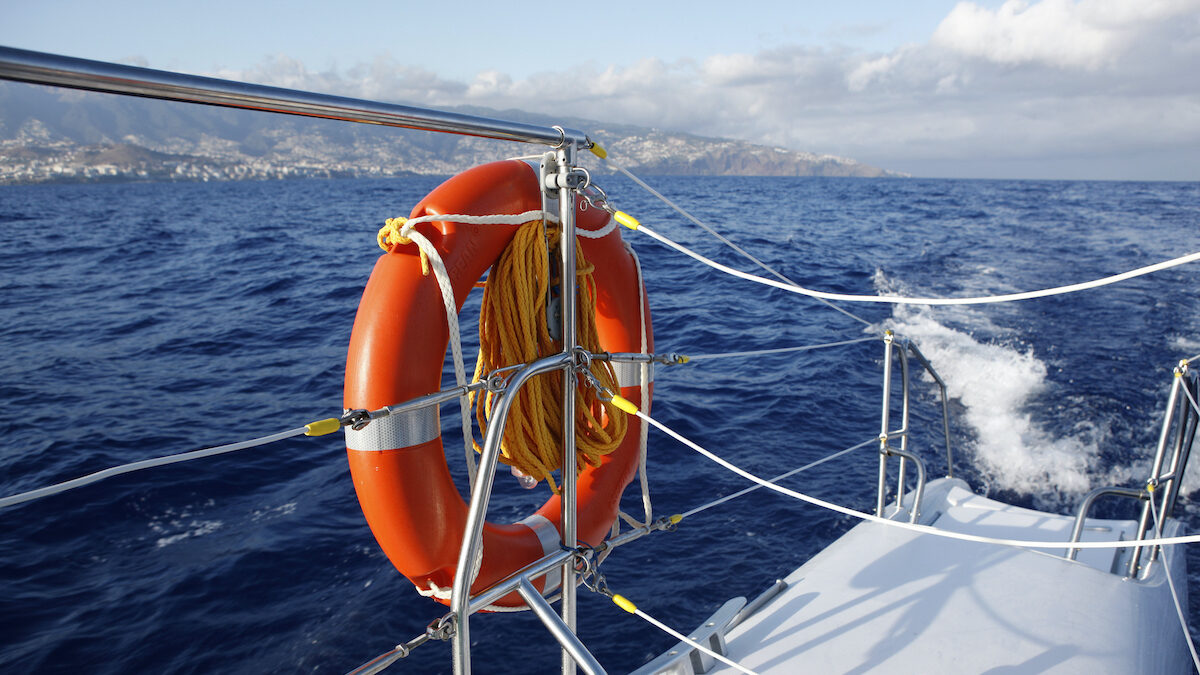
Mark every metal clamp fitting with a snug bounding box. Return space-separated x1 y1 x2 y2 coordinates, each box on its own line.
426 614 456 641
544 166 592 191
340 408 372 431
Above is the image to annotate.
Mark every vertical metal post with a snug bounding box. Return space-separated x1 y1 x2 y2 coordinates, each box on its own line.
450 354 573 675
877 332 895 517
556 144 580 675
1150 364 1193 565
895 347 911 511
939 382 955 478
1129 368 1184 577
1163 372 1197 520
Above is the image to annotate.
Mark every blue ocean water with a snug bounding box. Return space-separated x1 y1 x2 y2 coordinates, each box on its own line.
1 174 1198 673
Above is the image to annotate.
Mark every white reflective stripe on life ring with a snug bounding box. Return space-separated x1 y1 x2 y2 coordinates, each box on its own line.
344 405 440 452
611 360 653 390
519 513 562 594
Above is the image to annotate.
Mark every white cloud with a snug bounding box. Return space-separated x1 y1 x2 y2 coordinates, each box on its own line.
220 0 1200 179
215 55 466 106
846 51 905 91
931 0 1200 70
932 0 1119 69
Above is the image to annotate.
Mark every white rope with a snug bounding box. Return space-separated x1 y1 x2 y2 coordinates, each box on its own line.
633 221 1200 306
635 408 1200 550
683 337 877 361
575 215 616 239
1150 495 1200 670
604 158 874 328
397 223 479 486
626 604 759 675
416 581 531 613
681 437 876 520
400 208 626 239
0 426 309 509
607 243 654 551
399 210 551 228
630 242 653 527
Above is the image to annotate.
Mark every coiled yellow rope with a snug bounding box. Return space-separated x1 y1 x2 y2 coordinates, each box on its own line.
470 220 627 492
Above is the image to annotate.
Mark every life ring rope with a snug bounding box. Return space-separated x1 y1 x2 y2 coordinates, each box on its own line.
377 212 481 482
375 208 628 490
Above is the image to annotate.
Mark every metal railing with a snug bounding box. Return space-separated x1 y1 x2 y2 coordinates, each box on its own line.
0 46 590 149
875 332 955 523
1067 360 1199 576
1066 487 1147 561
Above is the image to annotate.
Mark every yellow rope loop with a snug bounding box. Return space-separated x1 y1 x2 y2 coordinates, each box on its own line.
377 217 429 275
469 220 628 492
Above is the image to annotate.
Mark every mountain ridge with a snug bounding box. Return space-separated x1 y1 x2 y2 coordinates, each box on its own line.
0 82 905 184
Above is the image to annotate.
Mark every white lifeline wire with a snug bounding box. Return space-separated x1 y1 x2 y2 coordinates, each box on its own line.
633 221 1200 306
634 408 1200 550
0 427 309 509
605 159 873 327
1150 495 1200 670
628 605 759 675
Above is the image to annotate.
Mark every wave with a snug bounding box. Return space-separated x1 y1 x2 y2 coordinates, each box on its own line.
875 271 1121 509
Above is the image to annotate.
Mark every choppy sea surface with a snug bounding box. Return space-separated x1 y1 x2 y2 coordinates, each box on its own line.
1 174 1199 673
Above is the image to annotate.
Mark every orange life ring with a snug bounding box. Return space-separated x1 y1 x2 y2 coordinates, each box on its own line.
343 160 653 608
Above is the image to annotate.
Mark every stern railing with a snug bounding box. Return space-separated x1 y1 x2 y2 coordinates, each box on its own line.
875 331 955 523
1068 360 1199 576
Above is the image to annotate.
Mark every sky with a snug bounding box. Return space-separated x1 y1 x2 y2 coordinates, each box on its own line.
2 0 1198 180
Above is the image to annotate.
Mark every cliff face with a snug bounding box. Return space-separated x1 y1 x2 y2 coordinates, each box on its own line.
0 83 904 184
598 131 897 177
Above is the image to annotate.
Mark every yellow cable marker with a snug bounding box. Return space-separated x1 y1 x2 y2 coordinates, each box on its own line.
589 143 608 159
677 355 690 364
610 394 639 415
670 514 683 525
304 418 342 437
611 594 637 614
614 211 640 231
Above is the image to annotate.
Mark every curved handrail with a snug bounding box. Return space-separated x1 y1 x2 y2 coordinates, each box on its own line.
1066 487 1148 561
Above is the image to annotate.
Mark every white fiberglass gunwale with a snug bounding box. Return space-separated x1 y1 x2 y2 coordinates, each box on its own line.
698 479 1192 674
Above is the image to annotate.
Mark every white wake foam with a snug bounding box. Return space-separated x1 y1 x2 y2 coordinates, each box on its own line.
876 273 1109 506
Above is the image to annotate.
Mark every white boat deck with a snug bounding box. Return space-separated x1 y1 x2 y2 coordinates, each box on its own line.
643 478 1191 674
